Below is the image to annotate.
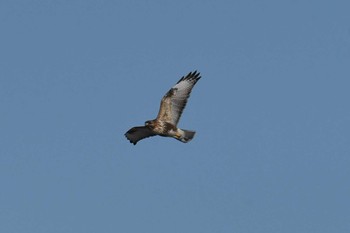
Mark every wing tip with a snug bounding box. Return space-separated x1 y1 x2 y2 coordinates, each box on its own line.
124 132 138 145
177 70 201 84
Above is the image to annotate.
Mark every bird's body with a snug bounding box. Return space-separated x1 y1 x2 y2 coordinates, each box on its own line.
125 71 201 145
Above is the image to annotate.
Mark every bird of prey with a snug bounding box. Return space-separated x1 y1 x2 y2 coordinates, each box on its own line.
125 71 201 145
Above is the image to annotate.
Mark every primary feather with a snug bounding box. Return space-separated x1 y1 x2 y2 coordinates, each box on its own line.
125 71 201 145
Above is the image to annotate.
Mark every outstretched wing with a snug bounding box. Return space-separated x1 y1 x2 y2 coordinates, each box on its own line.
157 71 201 125
125 126 156 145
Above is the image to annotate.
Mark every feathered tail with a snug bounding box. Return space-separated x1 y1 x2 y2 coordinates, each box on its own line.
177 129 196 143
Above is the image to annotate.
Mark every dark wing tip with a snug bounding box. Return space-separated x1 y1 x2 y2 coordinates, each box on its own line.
125 126 156 145
177 70 202 84
124 132 137 145
125 128 139 145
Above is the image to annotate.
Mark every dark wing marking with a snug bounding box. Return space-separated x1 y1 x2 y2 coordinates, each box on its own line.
157 71 201 125
124 126 156 145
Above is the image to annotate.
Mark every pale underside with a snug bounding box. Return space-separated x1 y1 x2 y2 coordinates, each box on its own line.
125 71 201 145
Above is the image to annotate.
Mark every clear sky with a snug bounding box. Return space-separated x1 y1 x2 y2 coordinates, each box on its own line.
1 0 350 232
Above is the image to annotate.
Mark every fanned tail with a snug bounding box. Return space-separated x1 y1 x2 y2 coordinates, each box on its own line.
178 129 195 143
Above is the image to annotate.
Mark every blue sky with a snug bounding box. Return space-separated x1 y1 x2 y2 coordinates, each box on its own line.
1 0 350 232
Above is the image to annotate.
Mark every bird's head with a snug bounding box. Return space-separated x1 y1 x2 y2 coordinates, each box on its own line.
145 120 156 129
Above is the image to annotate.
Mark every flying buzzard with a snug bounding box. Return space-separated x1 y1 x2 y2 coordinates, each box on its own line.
125 71 201 145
